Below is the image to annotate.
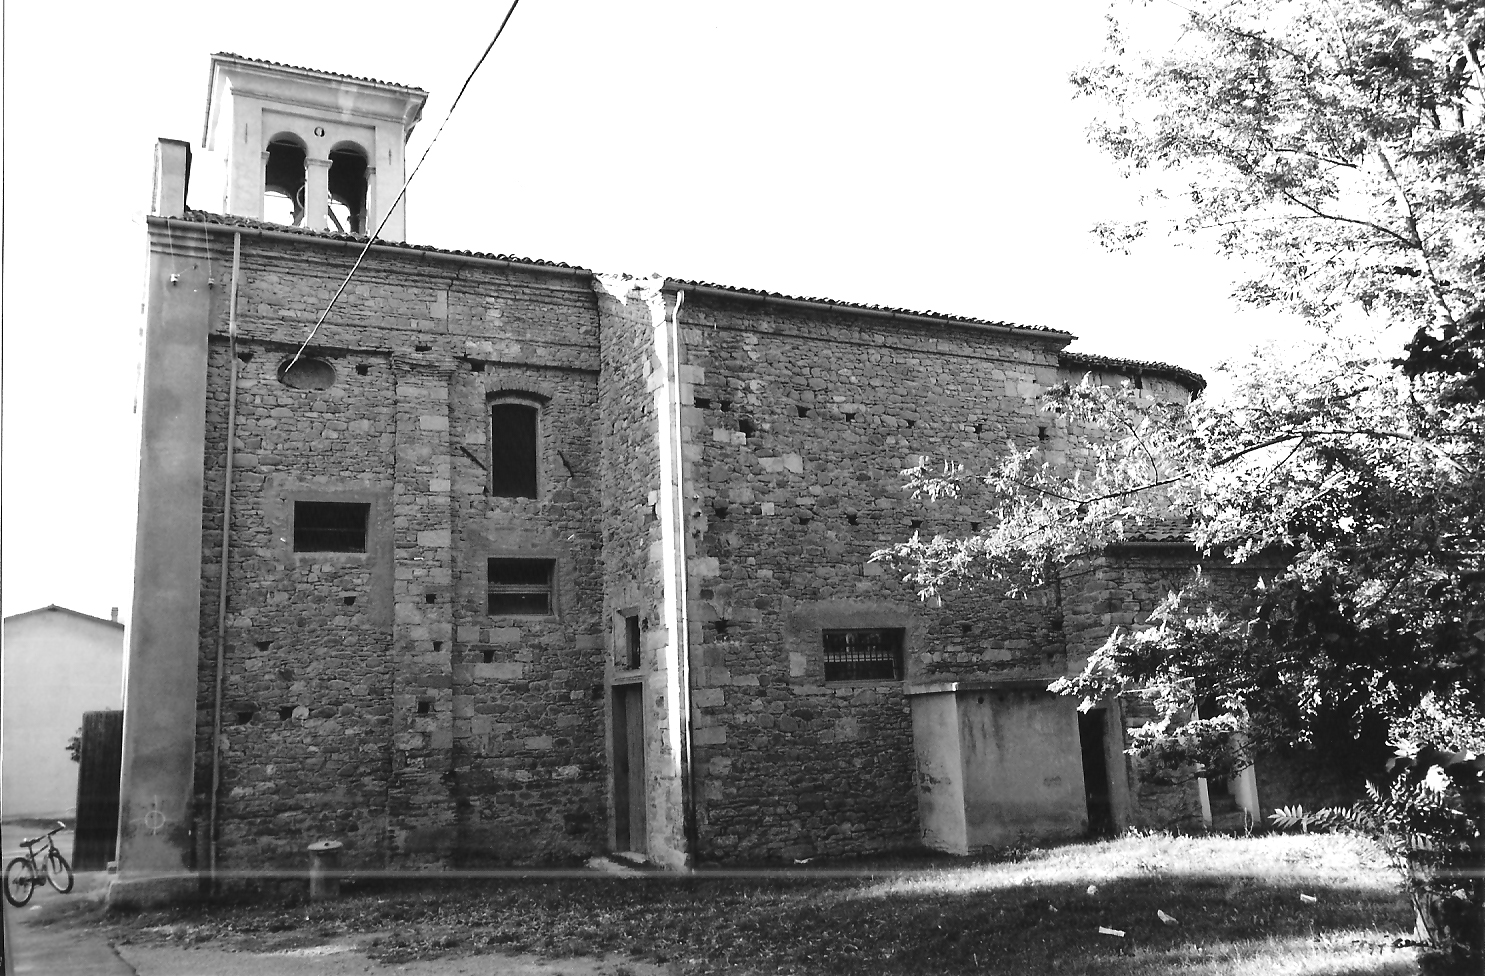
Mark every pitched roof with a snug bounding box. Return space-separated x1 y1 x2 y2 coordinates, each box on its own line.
168 211 1075 340
1059 350 1206 394
671 278 1071 337
172 210 586 272
211 52 426 93
3 605 124 629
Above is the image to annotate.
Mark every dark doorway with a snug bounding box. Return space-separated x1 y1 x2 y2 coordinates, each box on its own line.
611 685 647 854
73 710 124 870
1078 708 1115 837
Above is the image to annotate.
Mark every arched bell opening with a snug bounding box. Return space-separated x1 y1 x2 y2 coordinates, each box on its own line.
327 143 369 234
263 134 308 227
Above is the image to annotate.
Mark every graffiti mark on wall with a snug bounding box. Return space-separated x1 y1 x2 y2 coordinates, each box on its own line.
131 795 170 835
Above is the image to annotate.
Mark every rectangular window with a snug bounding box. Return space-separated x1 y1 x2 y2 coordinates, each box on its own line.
491 402 539 498
293 501 369 552
823 628 904 682
487 558 554 615
623 613 642 670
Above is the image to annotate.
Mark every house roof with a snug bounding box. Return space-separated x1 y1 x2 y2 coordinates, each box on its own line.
173 210 587 271
210 52 426 93
2 605 124 630
670 278 1070 337
169 213 1213 377
1059 351 1207 395
167 211 1081 341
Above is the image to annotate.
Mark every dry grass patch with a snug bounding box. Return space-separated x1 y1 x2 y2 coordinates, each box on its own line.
85 832 1417 975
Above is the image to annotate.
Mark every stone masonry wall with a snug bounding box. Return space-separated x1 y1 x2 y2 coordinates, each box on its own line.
197 336 399 869
448 358 607 864
1061 548 1276 830
594 277 691 868
189 223 1230 873
196 233 607 868
676 291 1072 862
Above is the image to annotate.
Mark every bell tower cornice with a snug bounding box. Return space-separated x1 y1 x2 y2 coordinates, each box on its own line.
204 53 427 148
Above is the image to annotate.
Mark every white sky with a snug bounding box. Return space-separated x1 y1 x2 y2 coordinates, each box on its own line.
1 0 1307 626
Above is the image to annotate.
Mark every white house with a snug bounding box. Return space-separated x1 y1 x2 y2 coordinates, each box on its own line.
2 606 125 820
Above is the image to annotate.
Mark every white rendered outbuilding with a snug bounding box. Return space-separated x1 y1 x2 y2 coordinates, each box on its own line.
2 606 124 820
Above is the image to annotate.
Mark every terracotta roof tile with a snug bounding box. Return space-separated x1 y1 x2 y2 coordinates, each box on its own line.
672 278 1071 336
213 52 426 93
1059 350 1206 394
173 210 586 271
172 211 1073 339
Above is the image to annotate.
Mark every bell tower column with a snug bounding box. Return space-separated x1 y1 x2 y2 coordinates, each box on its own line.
364 166 378 236
305 157 331 231
257 151 273 220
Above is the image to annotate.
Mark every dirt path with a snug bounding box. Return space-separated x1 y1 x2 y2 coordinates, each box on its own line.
117 941 671 976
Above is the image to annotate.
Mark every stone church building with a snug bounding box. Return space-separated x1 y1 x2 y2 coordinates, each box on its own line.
113 54 1239 903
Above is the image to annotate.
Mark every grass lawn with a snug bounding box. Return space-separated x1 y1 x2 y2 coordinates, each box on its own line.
83 832 1420 974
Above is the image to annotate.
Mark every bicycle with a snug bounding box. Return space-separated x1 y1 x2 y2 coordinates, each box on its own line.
4 822 73 907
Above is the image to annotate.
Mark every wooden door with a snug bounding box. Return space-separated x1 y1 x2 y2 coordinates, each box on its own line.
612 685 647 854
73 710 124 870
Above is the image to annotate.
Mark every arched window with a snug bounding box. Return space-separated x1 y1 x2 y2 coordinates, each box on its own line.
327 143 369 234
489 394 544 499
263 134 307 226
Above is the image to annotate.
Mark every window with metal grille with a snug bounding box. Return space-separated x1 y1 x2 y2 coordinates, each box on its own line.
293 501 369 552
487 558 554 615
490 401 539 498
822 629 904 682
622 613 642 669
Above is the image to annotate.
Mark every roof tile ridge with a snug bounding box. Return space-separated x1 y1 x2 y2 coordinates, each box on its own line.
211 52 427 92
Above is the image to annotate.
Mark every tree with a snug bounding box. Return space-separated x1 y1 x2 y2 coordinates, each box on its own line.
884 342 1485 967
882 0 1485 965
886 339 1482 768
1077 0 1485 392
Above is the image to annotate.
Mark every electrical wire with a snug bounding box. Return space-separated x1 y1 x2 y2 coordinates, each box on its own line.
288 0 522 367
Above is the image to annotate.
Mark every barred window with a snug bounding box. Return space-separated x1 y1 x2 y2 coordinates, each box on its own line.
487 558 554 615
622 612 642 670
293 501 369 552
822 628 904 682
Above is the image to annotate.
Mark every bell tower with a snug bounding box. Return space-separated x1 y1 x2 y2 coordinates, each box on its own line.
204 53 428 242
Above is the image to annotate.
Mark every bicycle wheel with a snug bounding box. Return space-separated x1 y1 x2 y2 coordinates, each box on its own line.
4 857 36 907
43 850 73 893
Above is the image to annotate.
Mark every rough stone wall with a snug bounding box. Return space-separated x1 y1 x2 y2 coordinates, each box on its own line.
197 337 399 869
1061 548 1276 830
1056 365 1193 405
188 227 1243 873
388 359 457 863
196 235 608 869
675 292 1071 862
1253 746 1365 815
448 358 607 864
593 277 692 869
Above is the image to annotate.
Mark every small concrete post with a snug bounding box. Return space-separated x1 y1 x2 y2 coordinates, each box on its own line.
307 840 343 900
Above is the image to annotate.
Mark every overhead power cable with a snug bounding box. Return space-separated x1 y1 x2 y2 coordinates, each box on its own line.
288 0 523 367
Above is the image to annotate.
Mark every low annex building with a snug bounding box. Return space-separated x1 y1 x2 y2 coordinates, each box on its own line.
114 54 1230 903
